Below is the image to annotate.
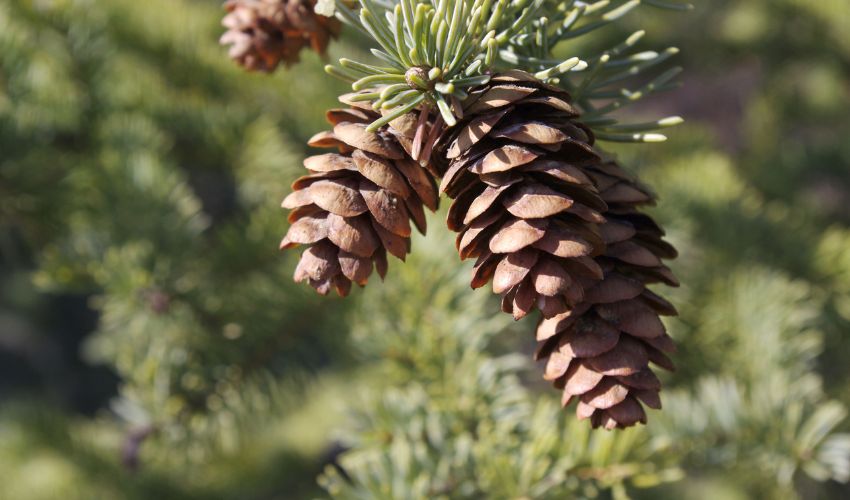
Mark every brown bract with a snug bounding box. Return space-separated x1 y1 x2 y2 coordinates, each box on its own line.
220 0 341 72
280 97 439 296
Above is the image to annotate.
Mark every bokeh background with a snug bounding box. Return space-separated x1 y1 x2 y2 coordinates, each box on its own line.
2 0 850 498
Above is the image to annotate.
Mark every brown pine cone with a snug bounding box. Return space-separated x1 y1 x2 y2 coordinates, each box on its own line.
280 95 439 296
435 70 608 321
536 160 678 429
220 0 341 72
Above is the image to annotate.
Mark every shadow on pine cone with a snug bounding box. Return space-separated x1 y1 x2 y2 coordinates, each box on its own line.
220 0 340 72
280 95 439 296
435 70 678 429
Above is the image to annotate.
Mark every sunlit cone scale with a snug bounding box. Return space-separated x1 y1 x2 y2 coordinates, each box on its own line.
280 94 439 296
220 0 340 72
536 160 679 429
434 70 609 321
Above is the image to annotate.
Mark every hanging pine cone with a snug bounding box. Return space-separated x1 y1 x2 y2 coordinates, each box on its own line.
435 70 608 321
220 0 340 72
280 94 439 296
434 71 677 429
535 160 678 429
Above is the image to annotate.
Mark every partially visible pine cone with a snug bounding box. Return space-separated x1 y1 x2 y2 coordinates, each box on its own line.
435 70 608 321
536 160 678 429
220 0 340 72
280 95 439 296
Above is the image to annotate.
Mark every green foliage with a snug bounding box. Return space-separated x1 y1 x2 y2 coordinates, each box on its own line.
1 0 350 454
501 0 690 141
327 0 551 128
328 0 689 140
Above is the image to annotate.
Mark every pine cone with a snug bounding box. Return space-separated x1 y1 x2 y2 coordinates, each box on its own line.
220 0 340 72
434 71 677 429
435 70 608 321
536 160 678 429
280 95 439 296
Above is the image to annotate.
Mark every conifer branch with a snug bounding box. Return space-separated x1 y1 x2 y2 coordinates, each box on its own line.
496 0 690 142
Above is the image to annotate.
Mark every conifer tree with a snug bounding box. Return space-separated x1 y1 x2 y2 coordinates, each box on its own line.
2 0 850 499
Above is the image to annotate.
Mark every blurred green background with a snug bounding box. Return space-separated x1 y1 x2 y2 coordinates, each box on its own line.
2 0 850 498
